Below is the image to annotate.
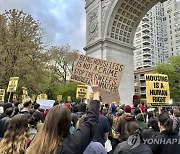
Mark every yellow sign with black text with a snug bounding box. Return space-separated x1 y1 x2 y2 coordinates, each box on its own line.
0 89 5 102
57 95 63 102
145 74 170 105
40 94 48 100
7 77 19 92
22 87 28 96
76 85 87 99
67 96 71 102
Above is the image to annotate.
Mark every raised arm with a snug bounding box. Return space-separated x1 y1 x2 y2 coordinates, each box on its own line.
62 78 100 154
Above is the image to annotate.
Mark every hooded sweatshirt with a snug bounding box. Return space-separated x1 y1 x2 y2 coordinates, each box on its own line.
116 113 135 139
136 113 148 130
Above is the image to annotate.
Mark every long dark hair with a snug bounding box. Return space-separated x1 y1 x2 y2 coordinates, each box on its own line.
26 105 72 154
148 117 160 132
158 113 173 132
0 114 29 154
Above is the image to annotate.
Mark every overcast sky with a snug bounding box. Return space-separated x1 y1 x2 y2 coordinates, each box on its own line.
0 0 86 52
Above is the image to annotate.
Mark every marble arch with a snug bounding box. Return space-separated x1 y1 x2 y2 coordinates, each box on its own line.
84 0 167 105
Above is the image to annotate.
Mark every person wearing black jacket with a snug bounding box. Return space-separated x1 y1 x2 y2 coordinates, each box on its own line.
26 79 100 154
114 121 152 154
149 113 180 154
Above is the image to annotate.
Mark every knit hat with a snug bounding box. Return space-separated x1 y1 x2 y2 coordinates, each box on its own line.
117 109 124 116
124 105 131 113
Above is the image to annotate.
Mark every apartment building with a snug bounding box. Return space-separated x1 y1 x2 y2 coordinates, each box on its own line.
133 0 180 70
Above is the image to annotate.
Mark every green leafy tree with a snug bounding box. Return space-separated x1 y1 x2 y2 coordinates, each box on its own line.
154 55 180 103
0 9 50 97
53 81 79 102
48 44 79 84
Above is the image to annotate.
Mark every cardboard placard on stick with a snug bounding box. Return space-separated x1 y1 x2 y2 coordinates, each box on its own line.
71 54 125 93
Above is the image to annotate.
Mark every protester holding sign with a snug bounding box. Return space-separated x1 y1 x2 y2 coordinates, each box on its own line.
26 79 100 154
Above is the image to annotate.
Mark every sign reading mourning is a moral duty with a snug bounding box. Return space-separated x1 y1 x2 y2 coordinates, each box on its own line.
145 74 170 104
71 55 125 93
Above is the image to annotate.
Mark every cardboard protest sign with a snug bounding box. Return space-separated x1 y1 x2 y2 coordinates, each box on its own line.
57 95 62 102
7 77 19 92
145 74 170 105
76 85 87 99
0 89 5 102
71 55 125 93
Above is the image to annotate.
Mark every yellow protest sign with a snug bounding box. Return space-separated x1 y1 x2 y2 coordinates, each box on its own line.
31 94 36 103
67 96 71 102
89 92 94 99
40 94 48 100
37 95 41 100
57 95 63 102
22 87 28 96
76 85 87 99
0 89 5 102
13 94 17 102
145 74 170 105
7 77 19 92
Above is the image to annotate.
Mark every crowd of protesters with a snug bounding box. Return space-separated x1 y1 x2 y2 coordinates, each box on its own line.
0 82 180 153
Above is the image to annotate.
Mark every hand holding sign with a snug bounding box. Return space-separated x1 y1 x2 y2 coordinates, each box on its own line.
90 78 100 101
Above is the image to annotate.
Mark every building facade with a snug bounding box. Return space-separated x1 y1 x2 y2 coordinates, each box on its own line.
134 67 155 102
133 0 180 70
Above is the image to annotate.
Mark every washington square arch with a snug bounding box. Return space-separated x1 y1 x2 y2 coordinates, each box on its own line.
84 0 167 105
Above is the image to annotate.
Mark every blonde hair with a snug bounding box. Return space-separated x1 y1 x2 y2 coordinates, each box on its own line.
0 131 28 154
0 114 29 154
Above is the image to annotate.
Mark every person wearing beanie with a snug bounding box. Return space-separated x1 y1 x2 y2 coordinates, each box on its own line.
136 113 148 130
124 105 131 113
117 109 124 117
111 109 124 151
116 105 135 140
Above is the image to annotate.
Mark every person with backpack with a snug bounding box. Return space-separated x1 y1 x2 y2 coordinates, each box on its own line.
116 105 135 141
